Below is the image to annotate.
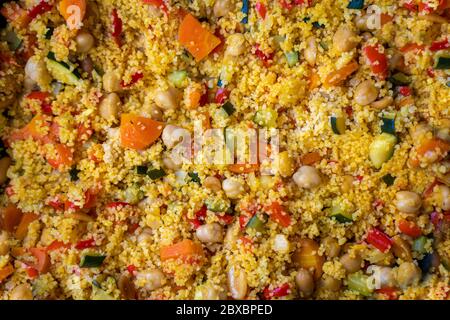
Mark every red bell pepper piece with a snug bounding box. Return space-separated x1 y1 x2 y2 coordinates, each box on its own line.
111 9 123 47
46 240 71 252
398 219 422 238
26 91 50 101
214 88 230 104
363 44 388 79
430 39 449 52
375 287 399 300
366 228 393 253
217 214 234 225
264 202 292 227
398 86 412 97
121 72 144 88
28 0 53 20
262 283 290 300
127 264 137 274
255 2 267 19
254 45 274 68
403 1 418 11
401 43 425 53
75 238 96 250
25 265 39 278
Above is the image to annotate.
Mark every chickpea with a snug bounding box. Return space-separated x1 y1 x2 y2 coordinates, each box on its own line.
371 96 393 110
319 275 341 292
137 269 166 291
222 178 245 199
145 105 163 121
322 237 341 259
76 30 95 53
304 36 317 67
103 71 122 93
99 93 121 121
396 262 421 288
295 269 315 297
196 284 227 300
354 80 379 106
162 155 182 171
204 176 222 192
378 267 397 288
333 25 358 53
228 265 247 300
196 223 223 243
10 284 33 300
25 56 51 86
395 191 422 214
213 0 233 18
293 166 322 189
225 33 246 57
340 253 362 273
0 230 10 256
154 88 181 111
277 151 294 177
392 236 412 262
0 156 11 185
162 125 188 149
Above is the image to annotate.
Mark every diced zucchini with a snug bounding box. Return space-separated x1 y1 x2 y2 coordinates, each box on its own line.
46 53 81 86
330 205 353 223
136 165 148 175
92 286 115 300
188 172 201 185
381 174 396 186
347 0 364 9
319 41 329 51
347 273 373 296
369 133 397 169
418 253 434 274
381 112 396 135
147 168 166 180
168 70 187 88
45 27 54 40
222 101 236 116
80 254 106 268
5 30 22 51
330 116 346 135
312 21 325 29
285 51 299 67
245 214 266 233
435 55 450 70
389 72 411 86
412 236 428 254
205 198 230 213
69 167 80 181
253 108 278 128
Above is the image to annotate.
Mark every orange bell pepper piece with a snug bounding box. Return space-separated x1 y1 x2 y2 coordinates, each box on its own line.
46 143 74 169
265 202 292 227
323 61 359 88
178 13 221 62
0 264 14 283
1 204 23 233
15 213 39 240
29 248 50 273
120 114 164 150
228 163 260 174
160 239 204 262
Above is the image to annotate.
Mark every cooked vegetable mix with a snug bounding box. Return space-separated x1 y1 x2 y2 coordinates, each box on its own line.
0 0 449 301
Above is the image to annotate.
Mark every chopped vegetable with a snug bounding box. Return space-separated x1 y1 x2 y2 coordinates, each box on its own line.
80 254 106 268
160 239 204 262
30 248 50 273
381 112 396 135
4 30 22 51
330 116 346 135
228 163 259 174
330 205 353 223
205 198 230 213
188 172 201 185
1 204 23 232
168 70 187 88
241 0 249 24
46 143 74 170
324 61 359 88
430 39 449 52
412 236 428 254
398 219 421 238
15 213 39 240
120 114 164 150
254 45 274 67
435 55 450 70
253 108 278 128
369 133 397 169
178 14 221 62
285 51 299 67
255 2 267 19
222 101 236 116
136 165 148 175
363 44 388 79
262 283 290 300
389 72 411 86
347 0 364 9
0 264 14 283
47 52 81 86
111 9 123 47
366 228 392 253
215 88 230 104
382 174 396 186
245 214 267 233
347 273 372 296
69 167 80 181
121 72 144 88
265 202 291 227
28 0 53 21
294 239 324 280
400 43 425 53
147 168 166 180
75 238 96 250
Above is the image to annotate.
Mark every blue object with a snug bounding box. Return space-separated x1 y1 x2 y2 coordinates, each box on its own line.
217 78 223 88
347 0 364 9
241 0 249 24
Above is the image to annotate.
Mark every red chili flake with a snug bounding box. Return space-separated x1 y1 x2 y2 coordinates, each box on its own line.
430 39 450 52
255 2 267 19
28 0 53 20
254 45 274 68
48 199 64 211
75 238 96 250
127 264 137 274
366 228 393 253
214 88 230 104
355 175 364 182
121 72 144 88
111 9 123 47
398 86 412 97
262 283 290 300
